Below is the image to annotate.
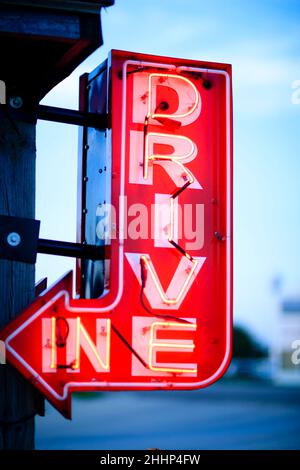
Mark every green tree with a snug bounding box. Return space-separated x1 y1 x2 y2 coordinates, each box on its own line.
233 325 268 359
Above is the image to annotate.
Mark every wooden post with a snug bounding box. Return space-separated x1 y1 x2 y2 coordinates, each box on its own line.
0 113 37 449
0 0 114 449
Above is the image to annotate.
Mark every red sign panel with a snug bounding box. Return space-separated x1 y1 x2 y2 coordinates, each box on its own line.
0 51 232 418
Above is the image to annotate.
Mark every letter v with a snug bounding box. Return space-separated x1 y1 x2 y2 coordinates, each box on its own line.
125 253 205 310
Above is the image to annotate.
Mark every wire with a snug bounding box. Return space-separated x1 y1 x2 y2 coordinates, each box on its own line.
111 324 148 369
55 316 70 348
140 287 190 324
139 259 192 325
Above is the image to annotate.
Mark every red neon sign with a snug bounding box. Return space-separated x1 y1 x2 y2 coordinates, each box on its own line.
0 51 232 418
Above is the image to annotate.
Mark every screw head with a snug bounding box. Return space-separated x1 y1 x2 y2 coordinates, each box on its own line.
158 101 169 110
202 80 212 90
7 232 21 247
9 96 23 109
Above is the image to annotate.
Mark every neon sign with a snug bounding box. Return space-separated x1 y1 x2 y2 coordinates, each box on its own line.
0 51 232 418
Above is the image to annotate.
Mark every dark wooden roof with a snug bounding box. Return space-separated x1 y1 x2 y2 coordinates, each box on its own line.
0 1 114 102
0 1 114 14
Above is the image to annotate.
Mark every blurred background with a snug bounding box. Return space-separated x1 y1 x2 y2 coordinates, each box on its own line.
35 0 300 449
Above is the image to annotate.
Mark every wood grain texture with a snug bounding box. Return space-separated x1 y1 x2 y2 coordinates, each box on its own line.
0 115 37 449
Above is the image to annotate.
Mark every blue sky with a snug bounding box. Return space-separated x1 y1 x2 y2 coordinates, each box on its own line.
36 0 300 344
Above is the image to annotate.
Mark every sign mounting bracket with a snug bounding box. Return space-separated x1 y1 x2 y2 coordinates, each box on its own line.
0 215 109 264
37 105 110 130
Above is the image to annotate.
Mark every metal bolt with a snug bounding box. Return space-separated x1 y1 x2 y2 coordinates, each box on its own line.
9 96 23 109
214 231 224 241
7 232 21 247
158 101 169 111
202 80 212 90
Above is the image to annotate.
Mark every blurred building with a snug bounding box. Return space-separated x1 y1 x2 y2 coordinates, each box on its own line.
273 299 300 385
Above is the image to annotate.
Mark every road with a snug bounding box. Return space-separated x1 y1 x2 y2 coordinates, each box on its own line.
36 379 300 449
